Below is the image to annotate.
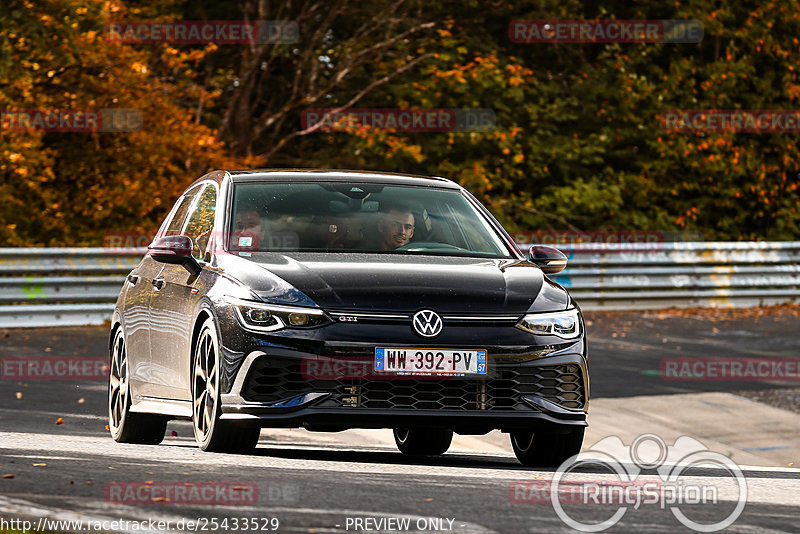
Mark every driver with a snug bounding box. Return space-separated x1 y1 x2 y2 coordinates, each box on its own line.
377 203 415 250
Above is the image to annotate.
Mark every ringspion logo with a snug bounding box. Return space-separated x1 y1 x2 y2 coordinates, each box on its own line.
512 434 747 532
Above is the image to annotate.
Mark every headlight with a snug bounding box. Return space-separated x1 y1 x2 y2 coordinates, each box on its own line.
227 298 328 332
516 308 580 339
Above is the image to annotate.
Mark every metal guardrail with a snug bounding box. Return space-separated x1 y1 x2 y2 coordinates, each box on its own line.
0 248 144 328
0 242 798 327
544 241 800 310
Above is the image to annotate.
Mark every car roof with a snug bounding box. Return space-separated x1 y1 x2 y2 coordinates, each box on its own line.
225 169 461 189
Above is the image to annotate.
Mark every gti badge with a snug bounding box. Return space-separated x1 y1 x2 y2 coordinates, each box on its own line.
412 309 443 337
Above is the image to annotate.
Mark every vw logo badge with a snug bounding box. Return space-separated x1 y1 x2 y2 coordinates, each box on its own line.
412 309 443 337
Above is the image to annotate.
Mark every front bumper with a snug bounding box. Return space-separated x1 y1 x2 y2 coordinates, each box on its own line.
219 344 588 433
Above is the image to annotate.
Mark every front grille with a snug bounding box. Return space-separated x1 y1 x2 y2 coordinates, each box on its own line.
242 357 585 411
355 380 493 410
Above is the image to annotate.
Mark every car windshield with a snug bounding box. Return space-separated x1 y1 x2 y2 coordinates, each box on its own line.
228 181 513 258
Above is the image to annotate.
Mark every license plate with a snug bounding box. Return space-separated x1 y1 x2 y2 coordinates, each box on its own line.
374 348 487 375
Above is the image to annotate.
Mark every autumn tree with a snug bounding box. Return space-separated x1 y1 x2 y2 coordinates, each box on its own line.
3 0 800 244
0 0 255 246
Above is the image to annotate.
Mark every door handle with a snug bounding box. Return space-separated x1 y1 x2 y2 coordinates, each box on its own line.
127 274 139 286
152 278 165 290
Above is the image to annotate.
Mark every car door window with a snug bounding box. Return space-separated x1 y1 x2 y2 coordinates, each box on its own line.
182 184 217 260
164 185 202 236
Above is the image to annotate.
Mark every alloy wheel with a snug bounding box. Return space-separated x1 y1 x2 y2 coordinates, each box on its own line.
193 325 218 443
108 330 128 435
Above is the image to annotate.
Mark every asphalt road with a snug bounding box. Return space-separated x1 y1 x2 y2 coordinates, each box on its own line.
583 307 800 398
2 309 800 533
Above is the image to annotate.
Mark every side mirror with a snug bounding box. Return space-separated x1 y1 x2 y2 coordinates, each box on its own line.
148 235 201 276
527 245 568 274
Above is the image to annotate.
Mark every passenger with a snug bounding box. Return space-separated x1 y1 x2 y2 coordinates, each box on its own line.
232 204 268 250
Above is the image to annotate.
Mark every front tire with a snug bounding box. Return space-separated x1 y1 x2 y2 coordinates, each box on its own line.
393 428 453 456
108 328 167 444
510 426 584 467
192 317 260 453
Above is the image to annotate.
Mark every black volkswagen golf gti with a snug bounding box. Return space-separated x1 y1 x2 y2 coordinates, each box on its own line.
109 169 588 466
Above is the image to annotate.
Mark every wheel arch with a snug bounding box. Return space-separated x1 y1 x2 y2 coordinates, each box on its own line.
108 309 123 355
190 305 216 363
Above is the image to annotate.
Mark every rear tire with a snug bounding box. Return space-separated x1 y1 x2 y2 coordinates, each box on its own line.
108 328 167 444
192 317 260 453
510 426 584 467
393 428 453 456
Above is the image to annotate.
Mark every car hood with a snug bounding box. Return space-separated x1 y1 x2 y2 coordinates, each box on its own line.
218 252 568 314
